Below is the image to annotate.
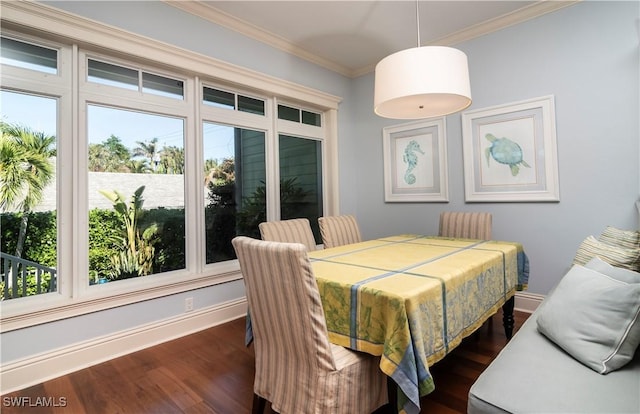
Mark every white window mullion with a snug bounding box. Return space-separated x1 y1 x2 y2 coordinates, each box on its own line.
187 76 203 275
266 97 280 221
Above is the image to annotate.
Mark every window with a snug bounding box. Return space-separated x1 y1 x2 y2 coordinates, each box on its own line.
278 104 322 126
87 105 186 284
88 58 185 99
0 90 58 299
279 135 323 242
0 5 339 330
0 36 57 74
203 86 265 115
203 123 266 263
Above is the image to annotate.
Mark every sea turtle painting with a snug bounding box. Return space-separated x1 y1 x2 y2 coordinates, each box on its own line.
403 140 425 185
484 133 530 176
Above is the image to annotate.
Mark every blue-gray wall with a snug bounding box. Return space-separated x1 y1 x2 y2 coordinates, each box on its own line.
2 1 638 364
347 1 639 295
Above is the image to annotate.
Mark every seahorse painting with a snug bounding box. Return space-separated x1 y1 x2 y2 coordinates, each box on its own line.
403 140 425 185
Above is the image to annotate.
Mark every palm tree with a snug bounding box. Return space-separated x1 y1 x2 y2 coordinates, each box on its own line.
133 137 159 172
0 122 56 258
157 145 184 174
125 159 152 173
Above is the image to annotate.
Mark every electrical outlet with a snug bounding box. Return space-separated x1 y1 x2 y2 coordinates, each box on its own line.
185 297 194 312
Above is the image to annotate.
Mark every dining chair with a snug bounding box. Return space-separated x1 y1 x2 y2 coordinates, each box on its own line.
438 211 492 240
318 214 363 248
258 218 317 251
232 236 390 414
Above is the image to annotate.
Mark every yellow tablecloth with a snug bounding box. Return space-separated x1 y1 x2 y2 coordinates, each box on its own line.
308 234 529 414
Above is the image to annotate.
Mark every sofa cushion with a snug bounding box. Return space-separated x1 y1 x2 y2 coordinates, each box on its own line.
536 265 640 374
573 235 640 271
599 225 640 250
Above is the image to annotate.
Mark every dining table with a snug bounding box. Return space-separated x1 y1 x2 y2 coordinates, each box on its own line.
307 234 529 414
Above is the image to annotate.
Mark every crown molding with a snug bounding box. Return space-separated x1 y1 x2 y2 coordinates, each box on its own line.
166 0 355 78
1 0 341 108
430 0 582 47
168 0 581 79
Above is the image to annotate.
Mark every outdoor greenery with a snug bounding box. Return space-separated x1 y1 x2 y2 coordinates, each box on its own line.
89 136 185 174
1 122 314 298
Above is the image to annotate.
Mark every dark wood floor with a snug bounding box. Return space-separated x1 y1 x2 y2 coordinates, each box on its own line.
1 311 529 414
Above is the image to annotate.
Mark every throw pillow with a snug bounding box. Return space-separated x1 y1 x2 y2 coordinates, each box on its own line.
584 256 640 284
536 265 640 374
599 226 640 250
573 235 640 271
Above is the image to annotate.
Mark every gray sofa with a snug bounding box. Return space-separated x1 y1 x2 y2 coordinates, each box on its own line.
467 311 640 414
468 295 640 414
469 227 640 413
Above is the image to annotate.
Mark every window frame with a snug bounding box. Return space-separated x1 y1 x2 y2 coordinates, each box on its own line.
0 2 341 332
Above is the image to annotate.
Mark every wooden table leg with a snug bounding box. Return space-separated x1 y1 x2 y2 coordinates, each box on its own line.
502 296 515 340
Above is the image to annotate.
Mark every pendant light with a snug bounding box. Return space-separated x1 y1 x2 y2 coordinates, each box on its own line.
374 1 472 119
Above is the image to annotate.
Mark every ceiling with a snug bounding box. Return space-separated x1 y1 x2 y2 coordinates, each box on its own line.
168 1 579 77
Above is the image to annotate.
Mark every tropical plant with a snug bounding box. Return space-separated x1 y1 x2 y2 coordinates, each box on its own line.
99 186 158 280
204 157 235 187
133 137 160 172
0 122 55 258
158 145 184 174
88 135 131 172
125 159 152 173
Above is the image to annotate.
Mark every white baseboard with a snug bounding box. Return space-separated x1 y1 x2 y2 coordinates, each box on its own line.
0 298 247 395
514 291 545 313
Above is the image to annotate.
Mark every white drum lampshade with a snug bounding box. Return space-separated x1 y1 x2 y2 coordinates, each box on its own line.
374 46 472 119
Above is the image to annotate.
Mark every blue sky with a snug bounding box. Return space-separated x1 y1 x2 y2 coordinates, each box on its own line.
1 89 235 161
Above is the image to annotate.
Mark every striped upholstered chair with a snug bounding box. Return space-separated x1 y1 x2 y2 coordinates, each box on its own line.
232 237 389 414
438 212 492 240
258 218 317 251
318 215 363 248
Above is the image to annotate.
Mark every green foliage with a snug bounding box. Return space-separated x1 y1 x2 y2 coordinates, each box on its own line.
143 207 185 272
1 211 57 267
205 176 312 263
99 186 159 280
1 207 186 293
0 271 53 300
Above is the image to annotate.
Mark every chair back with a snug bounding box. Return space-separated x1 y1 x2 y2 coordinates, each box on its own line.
232 236 336 384
439 211 492 240
258 218 317 251
318 215 362 248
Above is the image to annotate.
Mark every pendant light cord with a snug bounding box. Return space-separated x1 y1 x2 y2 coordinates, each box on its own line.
415 0 421 47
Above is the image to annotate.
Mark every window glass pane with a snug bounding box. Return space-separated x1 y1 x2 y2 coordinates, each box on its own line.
203 122 265 264
1 90 58 299
302 110 321 127
88 59 138 91
238 95 265 115
203 87 235 110
142 72 184 99
279 135 323 243
87 105 185 284
277 105 299 122
0 37 57 74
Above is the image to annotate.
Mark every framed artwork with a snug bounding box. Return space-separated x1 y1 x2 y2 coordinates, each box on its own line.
461 95 559 202
383 118 448 202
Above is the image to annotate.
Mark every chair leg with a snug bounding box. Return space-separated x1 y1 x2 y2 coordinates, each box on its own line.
252 393 267 414
385 377 398 414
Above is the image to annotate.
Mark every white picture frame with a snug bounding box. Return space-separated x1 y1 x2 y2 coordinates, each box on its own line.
383 118 448 202
462 95 560 202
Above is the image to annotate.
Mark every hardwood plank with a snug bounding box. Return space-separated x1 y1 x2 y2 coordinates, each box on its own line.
1 311 529 414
